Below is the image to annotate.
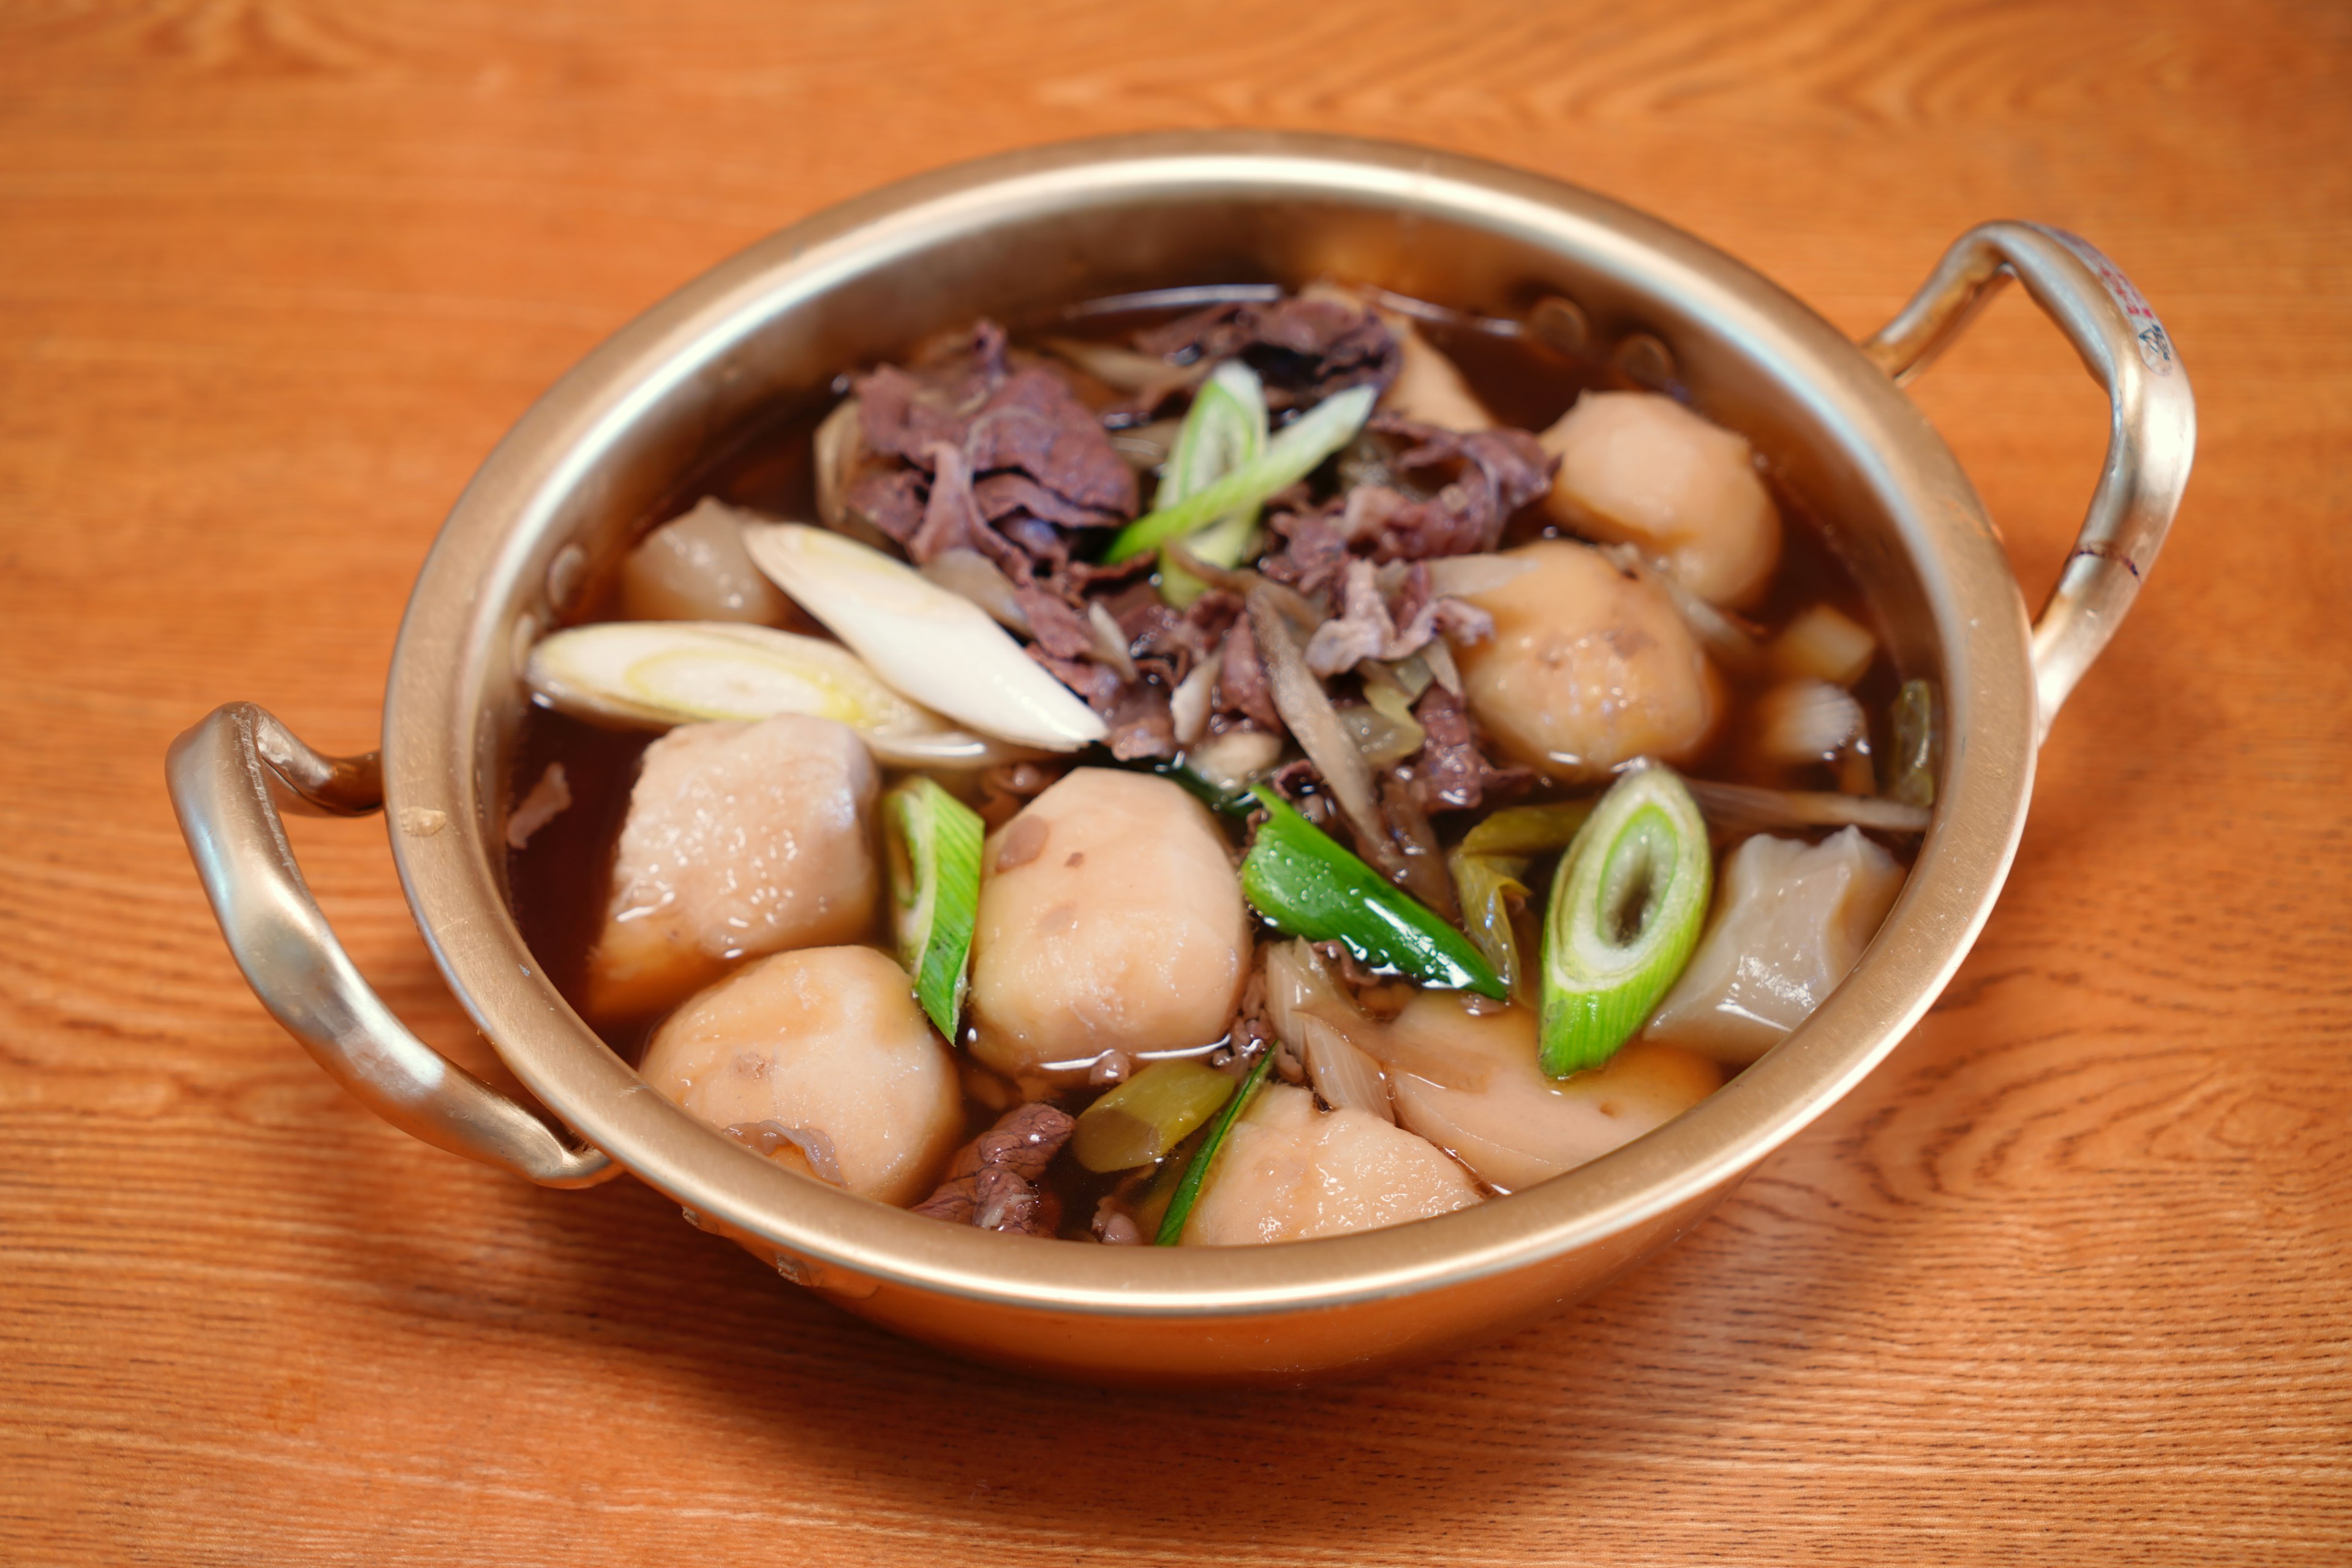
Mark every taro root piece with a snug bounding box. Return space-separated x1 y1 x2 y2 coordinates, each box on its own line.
638 946 962 1207
1178 1084 1483 1246
967 769 1250 1078
619 497 794 625
584 714 878 1022
1539 391 1782 609
1452 540 1722 775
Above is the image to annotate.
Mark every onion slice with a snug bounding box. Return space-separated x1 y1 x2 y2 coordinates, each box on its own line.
1685 778 1931 834
523 619 1022 768
1539 765 1713 1077
742 523 1107 752
1295 1013 1393 1122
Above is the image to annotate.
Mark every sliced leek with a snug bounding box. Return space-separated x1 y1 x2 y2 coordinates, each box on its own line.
1156 363 1270 607
1538 765 1712 1077
886 777 984 1039
1104 383 1376 563
1071 1060 1238 1173
1154 1047 1276 1245
742 523 1107 752
1241 786 1506 998
1451 801 1598 1003
523 620 1016 767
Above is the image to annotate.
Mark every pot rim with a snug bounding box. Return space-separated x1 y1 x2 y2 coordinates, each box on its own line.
380 129 2035 1319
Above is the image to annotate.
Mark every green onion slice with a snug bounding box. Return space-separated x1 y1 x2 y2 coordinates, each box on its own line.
1104 383 1375 564
885 777 984 1039
1538 765 1713 1077
1887 677 1937 809
1071 1060 1237 1173
1156 363 1270 607
1240 785 1506 999
1153 1047 1276 1246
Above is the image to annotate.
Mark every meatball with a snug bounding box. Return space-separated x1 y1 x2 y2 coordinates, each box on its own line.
1180 1084 1483 1245
1645 828 1904 1064
1376 993 1721 1194
1453 539 1722 775
618 498 794 625
967 769 1251 1079
584 714 878 1022
1538 391 1782 609
637 946 962 1207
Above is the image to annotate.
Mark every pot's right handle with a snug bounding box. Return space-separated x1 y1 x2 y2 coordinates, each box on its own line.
167 703 614 1188
1861 222 2195 743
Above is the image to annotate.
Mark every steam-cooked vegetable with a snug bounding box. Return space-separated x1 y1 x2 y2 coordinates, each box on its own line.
638 945 962 1206
1462 801 1598 858
619 499 793 625
525 620 1017 768
1377 993 1721 1192
1173 1080 1483 1246
968 770 1252 1078
1646 827 1905 1064
585 715 879 1022
1155 1047 1275 1245
919 548 1029 633
1242 785 1506 998
1106 384 1376 563
1888 677 1938 809
1156 362 1270 607
1453 540 1722 776
1770 603 1877 687
886 778 984 1039
1539 390 1782 609
1450 850 1533 1001
1262 940 1395 1122
1071 1059 1237 1172
1538 765 1713 1077
742 523 1108 752
1752 679 1867 764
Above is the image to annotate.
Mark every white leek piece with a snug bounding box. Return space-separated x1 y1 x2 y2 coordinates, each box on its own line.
741 523 1109 752
524 620 1017 768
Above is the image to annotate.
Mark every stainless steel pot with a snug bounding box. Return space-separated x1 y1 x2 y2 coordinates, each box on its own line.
167 131 2193 1382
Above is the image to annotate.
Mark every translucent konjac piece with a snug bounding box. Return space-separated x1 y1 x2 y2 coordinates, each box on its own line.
1378 993 1721 1193
1538 391 1783 609
638 946 961 1206
968 769 1250 1079
1454 539 1722 775
1180 1084 1482 1245
585 714 878 1021
1645 827 1905 1065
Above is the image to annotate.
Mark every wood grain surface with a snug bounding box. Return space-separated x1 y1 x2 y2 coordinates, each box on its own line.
4 1 2348 1561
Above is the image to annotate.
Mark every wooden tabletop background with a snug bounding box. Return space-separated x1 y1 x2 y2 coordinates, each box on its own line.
5 1 2348 1562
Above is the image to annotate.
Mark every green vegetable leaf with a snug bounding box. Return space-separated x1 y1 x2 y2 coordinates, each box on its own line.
885 777 984 1039
1241 785 1506 998
1538 765 1713 1077
1105 383 1375 564
1153 1047 1276 1245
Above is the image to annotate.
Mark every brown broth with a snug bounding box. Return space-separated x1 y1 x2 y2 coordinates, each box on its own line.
503 292 1914 1240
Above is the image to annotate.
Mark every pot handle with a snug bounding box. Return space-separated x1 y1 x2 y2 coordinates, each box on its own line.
166 703 615 1188
1861 222 2195 742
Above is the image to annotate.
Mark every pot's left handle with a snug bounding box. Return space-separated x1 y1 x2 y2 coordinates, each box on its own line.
167 703 616 1188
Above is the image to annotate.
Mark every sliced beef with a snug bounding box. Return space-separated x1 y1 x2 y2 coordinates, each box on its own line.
912 1102 1077 1237
1412 683 1531 813
1133 297 1401 410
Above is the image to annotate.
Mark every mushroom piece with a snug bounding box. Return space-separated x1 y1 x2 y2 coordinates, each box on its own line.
1539 391 1782 609
1644 827 1904 1065
1452 538 1722 775
1179 1084 1483 1245
619 498 795 625
1373 992 1721 1194
637 946 962 1207
584 714 879 1022
967 769 1251 1079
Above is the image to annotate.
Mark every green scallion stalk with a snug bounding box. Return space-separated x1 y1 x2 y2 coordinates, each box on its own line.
885 777 984 1039
1537 766 1713 1077
1241 785 1506 998
1104 383 1375 564
1887 677 1937 809
1153 1047 1276 1246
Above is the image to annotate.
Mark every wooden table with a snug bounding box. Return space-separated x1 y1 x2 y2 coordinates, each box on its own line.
6 2 2346 1561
